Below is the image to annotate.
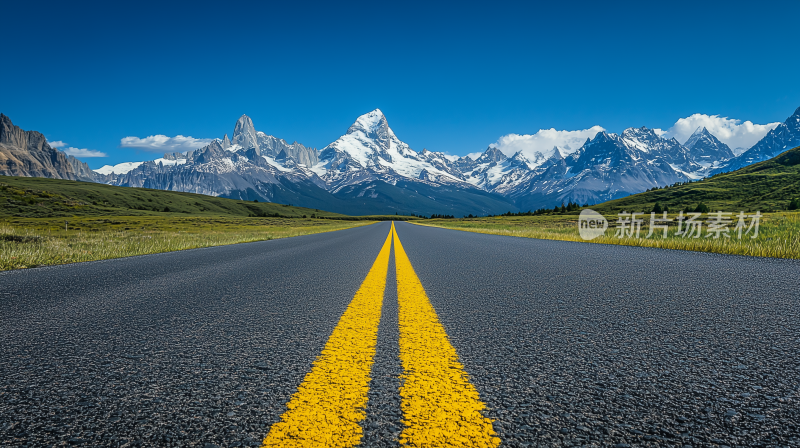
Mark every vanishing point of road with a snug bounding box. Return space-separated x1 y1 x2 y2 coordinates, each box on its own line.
1 221 798 447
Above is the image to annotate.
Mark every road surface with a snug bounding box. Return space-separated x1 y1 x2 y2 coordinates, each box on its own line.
1 221 798 447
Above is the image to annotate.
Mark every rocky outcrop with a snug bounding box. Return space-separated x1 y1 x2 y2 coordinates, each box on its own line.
0 113 95 181
258 133 319 167
232 114 259 154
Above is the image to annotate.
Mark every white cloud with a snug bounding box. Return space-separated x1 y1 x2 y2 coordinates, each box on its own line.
490 126 605 158
61 147 108 158
47 139 107 157
120 134 214 153
661 114 780 151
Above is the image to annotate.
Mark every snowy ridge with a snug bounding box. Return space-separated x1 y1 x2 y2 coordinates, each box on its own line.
93 105 800 212
312 109 469 189
94 161 145 175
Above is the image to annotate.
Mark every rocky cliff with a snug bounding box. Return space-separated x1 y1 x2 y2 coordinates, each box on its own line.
0 114 95 181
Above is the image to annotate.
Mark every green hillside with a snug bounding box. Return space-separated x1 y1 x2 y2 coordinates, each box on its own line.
0 176 349 219
331 179 519 217
592 145 800 213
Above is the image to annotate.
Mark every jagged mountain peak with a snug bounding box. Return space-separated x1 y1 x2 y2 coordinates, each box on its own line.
0 113 95 181
235 113 254 127
620 125 691 158
478 146 508 163
346 109 393 138
621 125 659 139
685 126 711 146
683 126 734 162
233 114 259 153
587 131 614 145
222 133 231 150
312 109 474 189
510 151 529 162
714 104 800 173
1 113 26 148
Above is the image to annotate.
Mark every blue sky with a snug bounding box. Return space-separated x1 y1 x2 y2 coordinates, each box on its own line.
2 0 799 168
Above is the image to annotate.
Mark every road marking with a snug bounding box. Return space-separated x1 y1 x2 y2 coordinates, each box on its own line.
260 227 393 447
392 224 501 447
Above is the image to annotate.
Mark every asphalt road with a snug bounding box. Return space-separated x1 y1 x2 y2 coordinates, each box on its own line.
1 221 799 447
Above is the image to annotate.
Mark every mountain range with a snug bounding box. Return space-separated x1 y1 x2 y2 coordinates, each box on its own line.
2 106 800 215
712 107 800 174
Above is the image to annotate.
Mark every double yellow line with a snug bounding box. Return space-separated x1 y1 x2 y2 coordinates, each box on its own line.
261 223 500 447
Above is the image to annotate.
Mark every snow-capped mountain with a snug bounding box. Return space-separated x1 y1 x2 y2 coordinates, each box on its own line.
310 109 469 191
683 126 735 165
620 126 700 173
72 105 800 214
95 111 516 216
461 147 537 194
713 106 800 174
504 130 692 209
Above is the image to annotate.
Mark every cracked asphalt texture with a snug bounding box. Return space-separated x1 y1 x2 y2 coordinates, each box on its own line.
1 220 799 447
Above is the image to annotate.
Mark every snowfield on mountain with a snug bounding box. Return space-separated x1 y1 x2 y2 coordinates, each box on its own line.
8 106 797 215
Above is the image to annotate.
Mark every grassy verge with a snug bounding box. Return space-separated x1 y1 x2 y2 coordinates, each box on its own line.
419 212 800 259
0 176 350 219
0 216 372 271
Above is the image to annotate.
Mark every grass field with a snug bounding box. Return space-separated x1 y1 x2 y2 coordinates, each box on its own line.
0 176 348 219
0 176 427 271
422 211 800 259
0 216 372 271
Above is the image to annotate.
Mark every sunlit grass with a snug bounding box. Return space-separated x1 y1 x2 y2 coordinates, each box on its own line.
0 216 372 271
419 212 800 259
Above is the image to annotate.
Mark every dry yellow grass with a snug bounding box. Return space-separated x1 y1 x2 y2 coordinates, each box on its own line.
419 212 800 259
0 216 372 271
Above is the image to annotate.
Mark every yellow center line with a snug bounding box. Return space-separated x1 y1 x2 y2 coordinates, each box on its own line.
392 224 501 447
260 226 393 447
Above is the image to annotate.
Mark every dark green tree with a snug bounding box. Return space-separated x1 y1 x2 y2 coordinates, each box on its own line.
652 202 663 214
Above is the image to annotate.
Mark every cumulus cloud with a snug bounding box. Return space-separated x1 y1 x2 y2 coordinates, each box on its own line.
490 126 605 158
61 147 108 157
466 152 483 160
119 134 214 153
47 140 68 148
661 114 780 152
47 139 107 157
